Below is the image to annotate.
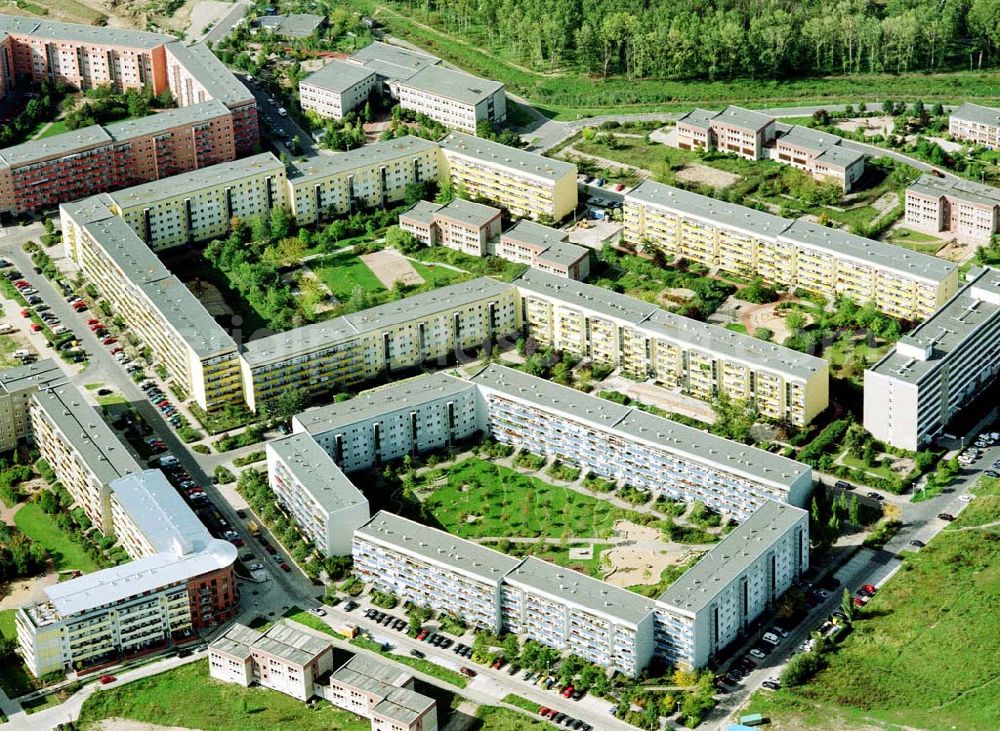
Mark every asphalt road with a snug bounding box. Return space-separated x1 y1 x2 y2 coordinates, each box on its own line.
239 77 318 156
201 0 250 47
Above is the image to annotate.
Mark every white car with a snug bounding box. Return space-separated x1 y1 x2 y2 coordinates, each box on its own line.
247 562 263 571
959 494 974 502
762 632 780 645
749 648 767 660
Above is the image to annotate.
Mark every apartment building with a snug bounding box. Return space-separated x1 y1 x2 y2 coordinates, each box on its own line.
904 173 1000 245
300 59 378 120
320 654 438 731
265 434 370 556
209 621 335 702
501 557 656 677
292 372 481 473
354 511 522 633
0 359 64 451
398 198 502 255
61 202 243 412
286 136 440 226
948 102 1000 147
656 500 808 668
770 125 866 192
395 65 506 134
240 277 518 411
495 219 590 280
865 266 1000 450
438 132 578 221
30 383 141 533
514 268 828 425
625 180 958 320
676 105 776 160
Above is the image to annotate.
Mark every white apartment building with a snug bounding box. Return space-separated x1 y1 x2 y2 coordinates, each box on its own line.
0 359 64 451
353 511 521 633
394 65 506 134
266 434 370 556
300 59 378 120
320 654 438 731
625 179 959 320
438 132 578 221
291 372 481 473
656 500 808 668
514 268 829 425
398 198 502 255
948 102 1000 147
905 173 1000 246
495 219 590 280
865 266 1000 450
209 621 335 701
501 557 656 677
287 136 440 226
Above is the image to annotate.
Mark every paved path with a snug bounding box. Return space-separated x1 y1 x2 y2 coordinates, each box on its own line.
201 0 249 46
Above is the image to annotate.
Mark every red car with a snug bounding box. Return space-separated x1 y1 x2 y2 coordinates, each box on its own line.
20 308 30 317
89 323 104 331
30 323 42 332
14 280 29 288
615 182 625 191
99 674 116 685
102 336 117 345
72 302 87 311
561 685 574 697
87 318 100 325
416 630 429 641
861 584 878 596
539 708 553 717
280 562 290 572
459 667 476 678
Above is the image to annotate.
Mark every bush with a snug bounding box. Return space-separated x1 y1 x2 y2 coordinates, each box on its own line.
214 466 235 484
176 426 203 443
781 651 825 687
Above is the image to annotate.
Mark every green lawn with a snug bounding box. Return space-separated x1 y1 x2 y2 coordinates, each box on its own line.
0 609 36 698
77 660 368 731
0 335 21 369
36 120 70 139
421 457 643 541
502 694 541 713
14 502 101 574
475 704 549 730
725 323 748 334
838 452 898 481
885 227 945 254
742 476 1000 731
409 260 471 288
313 251 386 302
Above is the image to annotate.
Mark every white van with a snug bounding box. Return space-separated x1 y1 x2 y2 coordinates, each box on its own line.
13 349 30 359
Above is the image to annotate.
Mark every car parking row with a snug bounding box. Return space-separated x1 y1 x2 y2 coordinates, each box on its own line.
154 455 243 550
4 265 89 363
139 379 185 430
537 706 593 730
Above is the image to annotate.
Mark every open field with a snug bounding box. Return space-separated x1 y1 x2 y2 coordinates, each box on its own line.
885 227 946 254
36 120 70 139
475 704 550 730
4 0 109 25
742 476 1000 731
14 502 101 573
313 251 387 302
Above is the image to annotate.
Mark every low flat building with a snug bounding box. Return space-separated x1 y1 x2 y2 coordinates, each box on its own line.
320 654 438 731
676 105 776 160
949 102 1000 148
300 60 378 120
905 173 1000 245
495 219 590 280
394 64 506 134
265 434 370 556
348 42 440 89
770 125 866 192
0 359 64 451
256 13 326 39
865 266 1000 450
398 198 501 255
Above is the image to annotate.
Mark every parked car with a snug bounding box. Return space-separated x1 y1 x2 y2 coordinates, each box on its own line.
749 648 767 660
99 674 116 685
866 491 884 501
410 649 425 658
762 632 780 645
459 667 476 678
909 539 925 548
938 513 955 521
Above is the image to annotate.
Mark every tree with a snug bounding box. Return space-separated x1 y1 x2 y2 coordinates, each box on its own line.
271 388 307 421
501 633 520 663
781 651 824 687
385 225 423 254
785 310 807 334
882 99 895 115
840 587 856 621
848 494 860 525
408 612 423 634
38 490 60 514
471 633 490 663
271 206 292 241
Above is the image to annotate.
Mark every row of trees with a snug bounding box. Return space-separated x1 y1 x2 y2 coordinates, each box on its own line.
65 85 174 131
396 0 1000 80
0 80 65 147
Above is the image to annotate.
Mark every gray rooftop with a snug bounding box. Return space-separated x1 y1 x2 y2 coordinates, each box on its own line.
713 105 775 132
779 219 957 284
0 15 171 48
434 198 500 227
440 131 576 182
104 100 231 142
813 144 867 168
211 623 262 660
373 686 435 725
536 240 590 267
908 173 1000 209
301 59 377 94
59 194 117 226
253 621 332 665
774 124 844 152
505 557 656 626
32 383 141 487
107 152 283 209
0 125 112 168
470 364 811 489
137 275 237 358
399 200 442 226
349 41 439 82
950 102 1000 129
164 41 254 107
240 315 359 367
657 501 807 613
267 434 368 515
501 220 589 267
514 268 824 379
869 266 1000 384
257 13 325 38
110 469 213 556
677 108 717 131
356 510 522 583
626 180 791 239
294 371 473 436
79 217 170 284
287 136 438 184
0 358 64 394
398 64 504 106
330 654 411 695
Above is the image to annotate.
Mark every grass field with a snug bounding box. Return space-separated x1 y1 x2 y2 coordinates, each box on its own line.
313 251 386 302
33 0 107 24
0 335 21 369
422 457 643 541
14 502 101 574
0 609 36 698
885 227 945 254
77 660 369 731
36 120 70 139
475 704 550 729
742 476 1000 730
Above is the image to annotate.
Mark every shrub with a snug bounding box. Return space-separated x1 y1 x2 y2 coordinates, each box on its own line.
781 651 825 687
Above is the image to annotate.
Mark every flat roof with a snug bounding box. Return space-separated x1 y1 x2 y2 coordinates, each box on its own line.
434 197 500 226
294 371 473 436
137 275 237 358
355 510 522 583
774 125 843 152
257 13 325 38
110 469 213 555
331 654 411 696
38 538 236 618
502 219 568 247
813 144 866 168
287 136 438 184
536 239 590 267
439 131 576 182
505 557 655 626
514 269 823 379
950 102 1000 128
164 41 254 107
626 180 791 239
658 501 806 613
713 105 774 132
104 100 231 142
870 266 1000 384
267 434 368 515
398 64 503 106
908 173 1000 209
779 219 957 284
211 623 261 660
677 108 716 131
373 686 435 724
399 200 442 226
0 15 171 48
0 358 64 394
0 125 112 168
59 194 117 226
469 364 811 489
254 621 331 666
301 58 377 94
240 315 359 367
349 41 439 81
79 217 170 284
32 384 140 487
107 152 283 209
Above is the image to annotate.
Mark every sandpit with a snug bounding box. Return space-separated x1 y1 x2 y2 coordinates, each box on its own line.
362 249 425 288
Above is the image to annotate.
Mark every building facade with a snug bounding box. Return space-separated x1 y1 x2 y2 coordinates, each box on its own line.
676 106 776 160
300 59 378 120
864 266 1000 450
769 126 866 192
398 198 502 255
394 65 505 134
905 173 1000 246
948 102 1000 148
0 359 64 451
495 219 590 280
320 654 438 731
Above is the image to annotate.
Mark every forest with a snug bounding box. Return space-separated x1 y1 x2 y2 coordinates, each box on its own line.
385 0 1000 80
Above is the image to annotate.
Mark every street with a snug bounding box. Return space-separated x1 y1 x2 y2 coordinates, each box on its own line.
200 0 250 47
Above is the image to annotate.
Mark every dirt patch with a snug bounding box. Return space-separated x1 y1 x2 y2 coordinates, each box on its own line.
361 249 424 288
674 163 741 189
0 570 59 610
835 116 895 137
604 545 699 589
935 238 976 263
186 279 233 317
614 519 661 542
97 719 206 731
657 287 696 307
743 302 810 344
186 0 233 38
